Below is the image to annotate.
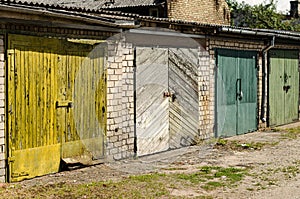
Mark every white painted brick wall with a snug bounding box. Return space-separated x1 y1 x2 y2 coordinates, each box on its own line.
0 35 5 182
106 38 135 160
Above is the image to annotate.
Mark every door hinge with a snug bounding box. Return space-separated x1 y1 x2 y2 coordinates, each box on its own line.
12 171 29 178
7 49 14 55
8 156 15 163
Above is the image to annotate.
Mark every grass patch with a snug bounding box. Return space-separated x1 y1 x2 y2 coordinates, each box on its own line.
0 167 249 198
281 127 300 139
215 139 278 151
202 181 224 190
174 166 248 190
214 167 245 182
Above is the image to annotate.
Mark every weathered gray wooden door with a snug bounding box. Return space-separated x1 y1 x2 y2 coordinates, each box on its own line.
269 50 299 126
169 48 199 148
216 49 257 137
135 47 199 156
136 48 169 156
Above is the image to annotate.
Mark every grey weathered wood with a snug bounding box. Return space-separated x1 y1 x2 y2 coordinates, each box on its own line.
168 48 199 148
135 47 199 156
136 47 169 156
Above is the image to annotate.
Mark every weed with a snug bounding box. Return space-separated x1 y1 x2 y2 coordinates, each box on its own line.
214 167 245 182
214 139 278 151
176 172 207 183
268 181 277 186
271 128 281 132
129 173 165 182
281 127 300 139
216 139 228 146
202 181 224 190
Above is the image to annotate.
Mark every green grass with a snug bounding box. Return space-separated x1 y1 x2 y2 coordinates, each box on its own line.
215 139 278 151
202 181 224 190
0 167 249 198
214 167 245 182
175 166 248 190
281 127 300 139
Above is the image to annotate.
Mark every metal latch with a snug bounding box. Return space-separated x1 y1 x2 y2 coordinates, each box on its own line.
163 91 176 102
8 156 15 163
55 101 73 108
12 172 29 178
55 101 73 112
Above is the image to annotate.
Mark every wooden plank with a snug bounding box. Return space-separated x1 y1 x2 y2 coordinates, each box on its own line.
15 47 21 150
7 42 16 174
51 51 57 145
10 144 61 182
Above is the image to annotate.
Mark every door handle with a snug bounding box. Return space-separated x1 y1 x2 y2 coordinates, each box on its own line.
55 101 73 109
236 78 243 101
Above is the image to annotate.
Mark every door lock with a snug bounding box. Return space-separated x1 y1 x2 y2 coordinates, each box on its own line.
238 91 243 100
283 85 291 93
163 91 176 102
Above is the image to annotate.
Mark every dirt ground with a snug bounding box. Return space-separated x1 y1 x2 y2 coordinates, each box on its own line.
4 123 300 198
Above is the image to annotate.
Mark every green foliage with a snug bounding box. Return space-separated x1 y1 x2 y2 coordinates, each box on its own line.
226 0 300 31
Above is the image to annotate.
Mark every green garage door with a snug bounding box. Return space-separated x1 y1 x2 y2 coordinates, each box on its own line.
217 49 257 137
269 50 299 126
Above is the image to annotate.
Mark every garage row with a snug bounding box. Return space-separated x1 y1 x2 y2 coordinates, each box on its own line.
2 9 300 183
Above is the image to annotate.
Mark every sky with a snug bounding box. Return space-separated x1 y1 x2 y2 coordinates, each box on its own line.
235 0 290 13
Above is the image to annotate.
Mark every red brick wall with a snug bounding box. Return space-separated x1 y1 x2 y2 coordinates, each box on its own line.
167 0 230 25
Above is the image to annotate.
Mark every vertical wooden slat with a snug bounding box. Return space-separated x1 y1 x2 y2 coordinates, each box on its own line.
7 44 16 180
56 50 67 145
15 48 21 150
43 49 49 146
35 47 42 147
48 40 56 146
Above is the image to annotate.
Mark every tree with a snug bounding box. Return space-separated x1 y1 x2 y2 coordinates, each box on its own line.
226 0 298 31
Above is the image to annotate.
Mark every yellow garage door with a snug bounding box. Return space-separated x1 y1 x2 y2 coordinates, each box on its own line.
7 34 107 182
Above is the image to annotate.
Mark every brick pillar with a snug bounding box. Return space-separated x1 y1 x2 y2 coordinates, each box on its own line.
0 35 5 182
106 37 135 160
199 50 214 139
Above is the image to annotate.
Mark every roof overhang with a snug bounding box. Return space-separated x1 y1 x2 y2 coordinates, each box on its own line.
0 2 138 31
